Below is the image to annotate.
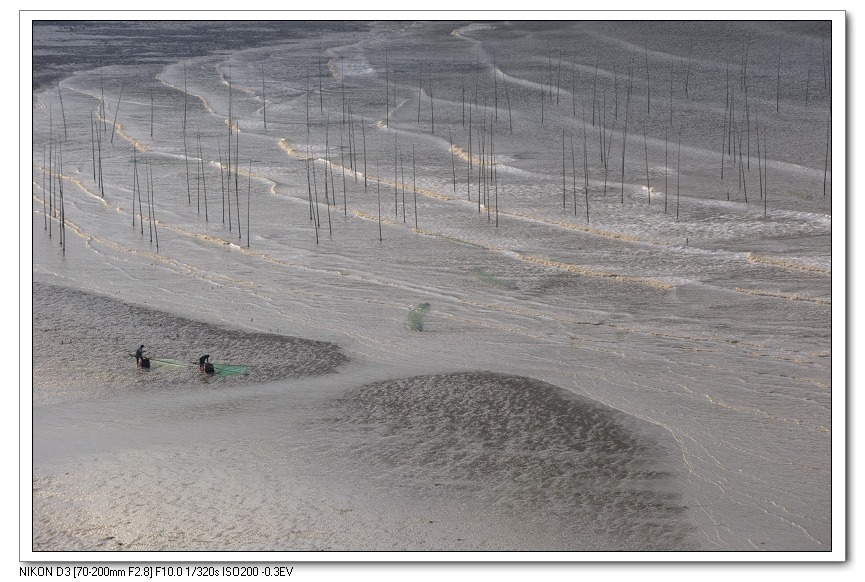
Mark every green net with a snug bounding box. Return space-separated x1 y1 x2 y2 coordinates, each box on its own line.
149 358 191 368
212 364 248 376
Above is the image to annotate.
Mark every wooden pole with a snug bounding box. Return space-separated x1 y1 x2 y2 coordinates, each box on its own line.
644 120 650 204
199 131 208 221
377 162 382 242
90 112 96 181
150 162 159 251
247 160 251 247
412 145 418 229
676 129 681 220
58 81 67 139
110 79 124 144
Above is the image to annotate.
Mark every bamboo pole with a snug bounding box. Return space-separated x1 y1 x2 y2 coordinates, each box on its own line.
477 109 483 213
591 55 598 126
644 120 650 204
348 100 356 178
325 106 331 206
645 39 650 115
394 133 399 217
562 128 566 210
96 112 103 197
776 39 782 113
306 65 311 133
185 66 191 204
599 84 606 168
756 106 763 201
340 124 347 215
417 64 423 124
235 124 242 239
319 43 324 112
582 99 589 217
247 160 251 247
401 151 406 224
556 46 562 105
540 71 545 125
664 127 669 213
467 103 472 200
196 128 201 214
110 80 124 144
493 55 499 121
806 40 813 107
570 133 577 217
131 145 138 228
227 85 232 230
721 74 728 182
145 158 153 243
744 65 751 169
684 45 693 99
341 57 346 127
90 112 96 181
310 151 320 244
447 111 456 192
150 162 159 251
494 122 499 227
738 124 747 203
135 148 144 235
199 131 208 221
621 55 633 204
412 145 418 229
362 116 368 190
505 77 513 132
58 139 65 254
306 147 314 221
48 138 53 238
676 129 681 220
377 161 382 241
824 106 831 197
100 70 106 132
218 142 226 224
822 32 828 89
669 61 674 127
430 84 435 134
764 133 768 215
461 78 465 127
58 81 67 139
42 144 47 230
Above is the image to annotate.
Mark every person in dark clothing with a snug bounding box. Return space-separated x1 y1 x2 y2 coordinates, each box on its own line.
199 354 213 373
135 345 146 367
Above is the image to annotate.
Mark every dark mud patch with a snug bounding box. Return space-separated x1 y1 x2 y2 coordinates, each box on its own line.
32 281 348 403
324 371 699 551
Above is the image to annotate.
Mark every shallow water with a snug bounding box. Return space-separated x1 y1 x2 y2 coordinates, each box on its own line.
28 16 836 555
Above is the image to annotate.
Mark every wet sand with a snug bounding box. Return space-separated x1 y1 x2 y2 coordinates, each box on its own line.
31 282 696 552
32 280 349 403
323 371 698 551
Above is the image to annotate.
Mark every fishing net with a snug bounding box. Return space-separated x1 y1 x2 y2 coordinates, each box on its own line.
407 303 431 332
